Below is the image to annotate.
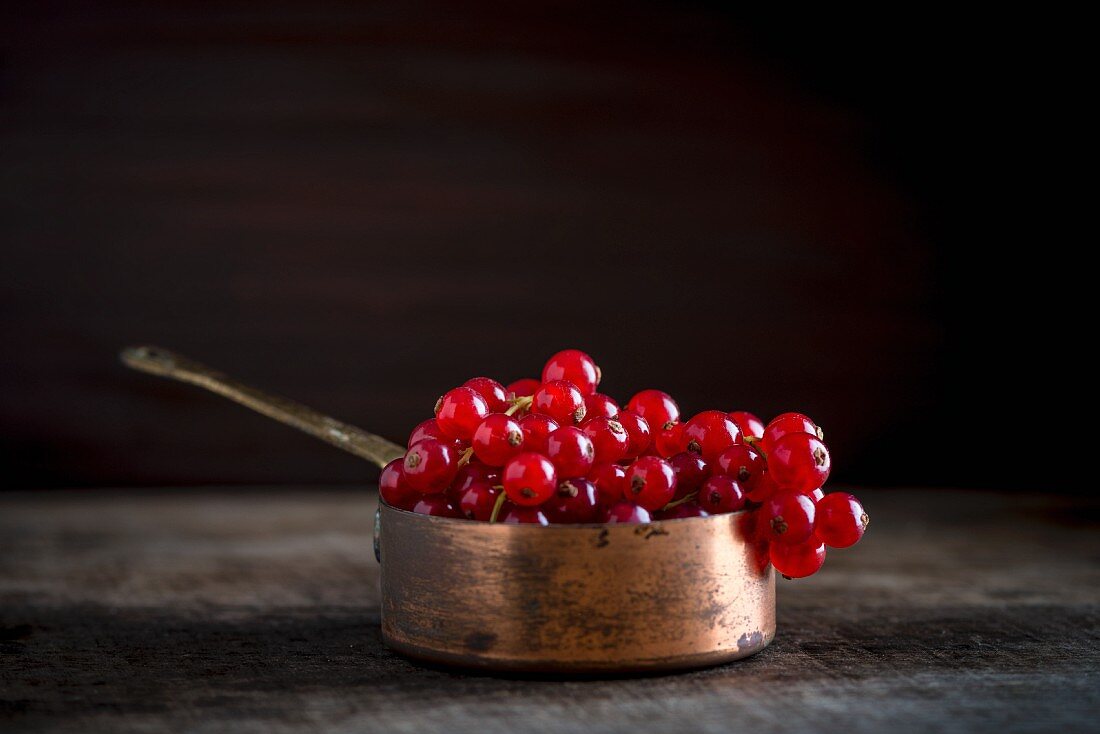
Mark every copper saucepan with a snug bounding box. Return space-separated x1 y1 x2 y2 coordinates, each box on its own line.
122 346 775 672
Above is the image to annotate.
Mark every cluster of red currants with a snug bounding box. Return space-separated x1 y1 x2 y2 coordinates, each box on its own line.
379 349 868 578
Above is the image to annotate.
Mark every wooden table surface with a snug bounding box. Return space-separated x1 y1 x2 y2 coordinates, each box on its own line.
2 488 1097 733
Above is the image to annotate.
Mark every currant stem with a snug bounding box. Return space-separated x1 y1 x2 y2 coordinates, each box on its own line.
457 447 474 468
660 491 699 512
504 395 533 417
742 435 769 468
488 490 508 523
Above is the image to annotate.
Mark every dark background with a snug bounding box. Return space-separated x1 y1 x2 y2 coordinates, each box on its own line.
1 3 1082 491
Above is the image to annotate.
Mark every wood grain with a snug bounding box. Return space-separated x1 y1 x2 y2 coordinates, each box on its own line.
1 488 1098 732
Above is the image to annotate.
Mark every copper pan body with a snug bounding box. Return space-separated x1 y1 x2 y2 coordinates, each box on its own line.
376 502 775 673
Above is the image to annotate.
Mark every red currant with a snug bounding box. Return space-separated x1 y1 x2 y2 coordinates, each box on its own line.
654 420 685 457
506 378 541 398
463 377 509 413
762 491 817 545
809 487 825 502
655 503 709 520
615 410 652 459
625 456 677 511
715 444 766 491
770 538 826 578
435 386 490 440
815 493 869 548
582 417 630 464
668 451 709 500
450 462 501 497
588 462 627 506
411 495 460 518
518 413 559 455
542 349 600 395
697 475 746 514
458 482 501 521
625 389 680 428
600 501 652 524
532 380 587 425
471 413 525 466
402 438 459 494
747 471 780 503
763 412 823 446
546 426 596 478
501 452 557 506
379 458 417 510
769 432 831 493
583 392 620 420
407 418 462 451
682 410 741 462
728 411 765 439
543 478 600 524
499 503 550 525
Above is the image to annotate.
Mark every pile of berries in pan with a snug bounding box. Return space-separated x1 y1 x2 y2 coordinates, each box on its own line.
379 350 868 578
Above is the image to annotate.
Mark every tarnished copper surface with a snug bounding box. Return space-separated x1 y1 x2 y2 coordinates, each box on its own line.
379 502 775 672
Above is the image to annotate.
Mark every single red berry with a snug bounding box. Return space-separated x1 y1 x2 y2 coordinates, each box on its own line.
696 475 746 514
600 501 652 524
379 458 417 510
542 349 601 395
583 392 620 420
769 432 831 493
762 491 817 545
588 462 627 506
770 538 826 578
747 471 780 503
668 451 710 500
471 413 525 466
458 481 501 521
543 478 600 524
435 386 490 440
450 462 501 497
532 380 587 425
763 412 823 446
463 377 510 413
402 438 459 494
546 426 596 478
654 420 685 457
502 452 557 506
582 417 630 464
728 411 765 439
411 495 460 518
506 378 541 398
407 418 462 451
499 502 550 525
815 493 869 548
655 502 709 520
625 456 677 511
715 444 766 491
518 413 559 455
682 410 741 462
625 389 680 429
616 410 652 459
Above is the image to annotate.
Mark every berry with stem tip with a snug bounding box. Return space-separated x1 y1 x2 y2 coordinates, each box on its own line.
762 491 817 545
763 412 823 446
625 456 678 511
463 377 510 413
769 432 831 493
506 378 541 398
403 438 459 494
542 349 601 395
458 482 501 521
715 444 766 492
626 389 680 429
728 411 765 439
616 410 652 459
600 501 652 524
543 478 600 523
668 451 709 500
532 380 587 425
582 417 630 464
583 392 620 420
435 386 490 440
815 492 869 548
411 495 460 518
770 538 826 578
697 475 747 514
471 414 525 466
546 426 596 478
654 420 685 457
682 410 741 462
379 458 417 510
588 462 627 506
501 452 558 506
